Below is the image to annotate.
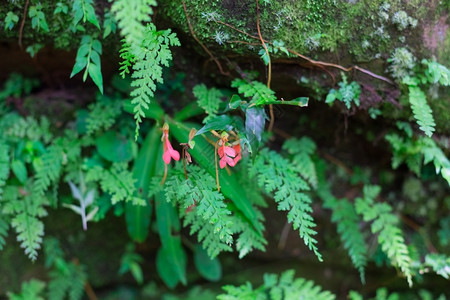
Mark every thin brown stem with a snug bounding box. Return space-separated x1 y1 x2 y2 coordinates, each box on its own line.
84 282 98 300
182 0 230 76
215 141 220 192
160 163 168 185
18 0 30 49
256 0 274 132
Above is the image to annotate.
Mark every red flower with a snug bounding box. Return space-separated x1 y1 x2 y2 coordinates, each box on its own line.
232 144 241 164
218 144 236 169
162 125 180 164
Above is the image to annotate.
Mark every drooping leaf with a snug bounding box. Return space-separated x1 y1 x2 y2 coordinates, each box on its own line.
156 235 187 288
195 115 244 136
194 244 222 282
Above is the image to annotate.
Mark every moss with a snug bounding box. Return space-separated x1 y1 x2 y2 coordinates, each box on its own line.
429 92 450 134
161 0 436 66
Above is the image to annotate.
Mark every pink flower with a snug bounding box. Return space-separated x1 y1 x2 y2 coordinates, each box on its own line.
218 144 236 169
162 127 180 164
232 144 241 164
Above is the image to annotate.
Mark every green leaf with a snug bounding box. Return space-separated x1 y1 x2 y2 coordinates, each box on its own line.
11 160 27 184
96 131 135 163
194 244 222 282
408 86 435 137
260 97 309 106
156 236 187 288
195 115 244 136
169 120 260 231
155 191 180 245
126 127 161 242
88 63 103 94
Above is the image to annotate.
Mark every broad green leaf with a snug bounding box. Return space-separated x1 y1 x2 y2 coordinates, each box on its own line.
169 120 260 231
194 244 222 282
96 131 134 162
11 160 27 184
156 236 187 288
155 191 180 245
88 63 103 94
261 97 309 106
126 127 161 242
195 115 244 136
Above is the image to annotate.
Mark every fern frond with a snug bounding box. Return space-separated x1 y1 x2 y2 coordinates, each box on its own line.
355 185 413 286
231 79 276 106
33 145 63 196
316 159 368 283
283 137 318 188
111 0 157 47
408 86 435 137
7 279 46 300
0 211 9 251
0 142 10 200
12 212 45 261
193 84 224 122
424 253 450 279
249 148 322 261
327 197 368 283
129 25 180 139
85 95 122 135
86 163 142 205
165 166 234 257
218 269 336 300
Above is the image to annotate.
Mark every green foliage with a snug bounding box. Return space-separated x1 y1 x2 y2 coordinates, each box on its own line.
326 74 361 109
355 185 413 286
84 95 122 135
29 4 49 32
407 86 435 137
7 279 46 300
119 244 144 285
111 0 157 47
0 211 9 250
422 59 450 86
218 270 335 300
123 25 180 139
193 84 224 122
164 166 233 257
72 0 100 29
231 79 276 106
386 132 450 185
86 163 144 205
0 142 10 200
44 238 86 300
423 253 450 279
388 48 415 80
70 35 104 94
249 147 322 261
4 11 19 31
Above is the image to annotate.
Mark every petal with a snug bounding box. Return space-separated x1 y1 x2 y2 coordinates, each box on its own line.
170 149 180 161
224 146 236 157
163 151 172 164
218 145 224 158
226 155 236 167
233 152 242 164
219 157 226 169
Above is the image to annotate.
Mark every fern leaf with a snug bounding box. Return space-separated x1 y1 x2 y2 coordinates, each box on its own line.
12 212 44 261
193 84 224 122
7 279 46 300
424 253 450 279
249 148 322 261
86 163 142 205
355 185 413 286
218 270 336 300
231 79 276 106
408 86 435 137
0 142 10 200
283 137 318 188
128 25 180 139
85 95 122 135
111 0 157 47
33 145 63 196
0 211 9 251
